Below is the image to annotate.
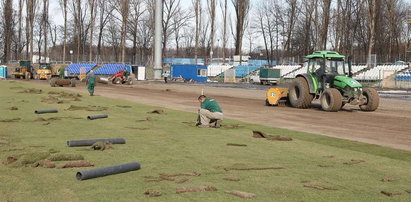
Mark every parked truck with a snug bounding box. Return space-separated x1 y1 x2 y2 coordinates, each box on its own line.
259 68 281 85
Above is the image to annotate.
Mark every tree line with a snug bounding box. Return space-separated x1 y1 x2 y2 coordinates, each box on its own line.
0 0 410 65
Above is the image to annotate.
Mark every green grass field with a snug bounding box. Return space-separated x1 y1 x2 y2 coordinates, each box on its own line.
0 80 410 202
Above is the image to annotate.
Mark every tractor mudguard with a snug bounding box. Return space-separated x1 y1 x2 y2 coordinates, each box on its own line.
296 74 317 94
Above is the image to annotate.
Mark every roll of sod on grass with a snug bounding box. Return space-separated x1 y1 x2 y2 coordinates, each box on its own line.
35 109 58 114
76 162 141 180
87 114 108 120
67 138 126 147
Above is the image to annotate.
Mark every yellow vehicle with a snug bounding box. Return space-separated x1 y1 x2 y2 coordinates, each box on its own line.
265 88 289 106
36 63 52 80
12 60 33 79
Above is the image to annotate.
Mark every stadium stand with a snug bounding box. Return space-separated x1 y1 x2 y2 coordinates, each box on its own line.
354 65 408 80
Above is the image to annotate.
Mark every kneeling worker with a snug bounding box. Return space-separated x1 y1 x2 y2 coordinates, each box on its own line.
197 95 223 128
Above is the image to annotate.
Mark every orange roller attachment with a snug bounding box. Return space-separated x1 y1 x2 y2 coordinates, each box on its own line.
265 88 289 106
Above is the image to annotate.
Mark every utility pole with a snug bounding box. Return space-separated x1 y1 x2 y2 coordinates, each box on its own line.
153 0 163 79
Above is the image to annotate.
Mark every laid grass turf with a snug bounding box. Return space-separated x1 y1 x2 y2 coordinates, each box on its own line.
0 80 410 201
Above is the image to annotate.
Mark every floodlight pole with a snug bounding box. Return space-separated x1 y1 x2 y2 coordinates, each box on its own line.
153 0 163 79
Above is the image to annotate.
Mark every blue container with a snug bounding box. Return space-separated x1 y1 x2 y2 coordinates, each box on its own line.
0 66 7 78
171 64 207 82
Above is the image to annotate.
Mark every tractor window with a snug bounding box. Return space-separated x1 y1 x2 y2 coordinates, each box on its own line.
325 60 345 75
308 59 322 72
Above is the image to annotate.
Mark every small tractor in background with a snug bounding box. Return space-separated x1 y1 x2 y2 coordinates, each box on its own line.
109 70 133 85
266 51 379 112
11 60 34 79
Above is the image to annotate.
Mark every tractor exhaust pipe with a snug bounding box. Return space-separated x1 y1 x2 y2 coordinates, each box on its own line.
76 162 141 180
67 138 126 147
348 56 353 78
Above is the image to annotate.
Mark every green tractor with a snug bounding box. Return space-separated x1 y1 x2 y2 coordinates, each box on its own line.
288 51 379 112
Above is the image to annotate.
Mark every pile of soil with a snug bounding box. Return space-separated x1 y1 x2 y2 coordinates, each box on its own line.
223 177 240 182
176 186 217 194
90 142 113 151
47 154 84 161
136 117 156 122
224 166 285 171
41 96 63 104
225 190 256 199
42 92 82 104
9 152 51 167
381 178 396 182
303 184 336 190
0 118 21 122
58 160 94 168
9 106 18 110
252 130 292 141
343 159 365 165
66 105 108 111
116 105 132 108
35 117 82 122
32 159 56 168
20 88 42 94
144 189 162 197
144 172 200 183
148 109 165 114
223 124 243 129
380 190 402 197
49 91 82 100
125 126 149 130
226 143 247 147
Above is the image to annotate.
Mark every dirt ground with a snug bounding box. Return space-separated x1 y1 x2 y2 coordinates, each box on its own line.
26 80 411 151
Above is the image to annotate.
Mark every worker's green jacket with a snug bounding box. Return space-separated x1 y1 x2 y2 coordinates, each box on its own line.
200 98 223 113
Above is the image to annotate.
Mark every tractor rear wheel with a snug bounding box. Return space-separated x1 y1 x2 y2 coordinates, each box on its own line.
359 88 379 111
289 77 313 108
320 88 342 112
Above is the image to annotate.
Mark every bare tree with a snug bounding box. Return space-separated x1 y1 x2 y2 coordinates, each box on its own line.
26 0 38 60
208 0 216 63
118 0 130 63
221 0 228 63
97 0 113 60
193 0 200 63
88 0 98 62
2 0 13 62
42 0 49 62
128 0 145 63
318 0 331 50
17 0 24 60
232 0 250 56
367 0 378 66
162 0 181 58
59 0 68 63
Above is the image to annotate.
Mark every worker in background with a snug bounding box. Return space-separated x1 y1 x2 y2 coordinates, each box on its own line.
86 70 96 96
162 71 170 83
59 66 65 79
196 95 223 128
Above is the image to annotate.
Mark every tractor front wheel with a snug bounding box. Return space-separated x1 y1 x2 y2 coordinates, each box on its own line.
359 88 379 111
320 88 342 112
289 77 313 108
